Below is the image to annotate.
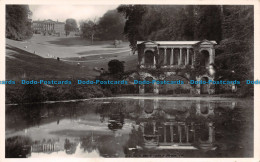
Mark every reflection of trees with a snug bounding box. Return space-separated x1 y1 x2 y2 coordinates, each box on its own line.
22 104 43 127
124 126 144 149
80 135 98 153
64 139 77 154
6 136 32 158
212 106 253 156
6 102 94 130
80 134 125 157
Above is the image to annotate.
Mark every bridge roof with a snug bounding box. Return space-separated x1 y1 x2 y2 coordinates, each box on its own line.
137 40 217 45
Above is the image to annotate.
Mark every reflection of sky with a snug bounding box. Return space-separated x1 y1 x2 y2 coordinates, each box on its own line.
6 113 135 140
6 111 136 158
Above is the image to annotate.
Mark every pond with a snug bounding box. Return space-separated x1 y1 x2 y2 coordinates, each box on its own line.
5 97 253 158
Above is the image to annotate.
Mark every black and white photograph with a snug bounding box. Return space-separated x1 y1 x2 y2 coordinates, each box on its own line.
2 1 259 160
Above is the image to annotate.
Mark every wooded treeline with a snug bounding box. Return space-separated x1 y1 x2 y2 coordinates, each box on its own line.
118 5 254 92
6 5 33 40
80 9 125 42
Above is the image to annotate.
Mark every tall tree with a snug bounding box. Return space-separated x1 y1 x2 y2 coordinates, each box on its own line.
193 5 222 42
6 5 33 40
117 5 146 51
80 19 98 44
97 9 125 40
65 18 78 36
215 6 254 82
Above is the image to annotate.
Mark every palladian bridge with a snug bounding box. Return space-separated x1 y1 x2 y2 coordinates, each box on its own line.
132 40 217 95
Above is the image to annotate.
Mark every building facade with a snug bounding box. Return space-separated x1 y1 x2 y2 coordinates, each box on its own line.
135 40 217 95
32 20 65 36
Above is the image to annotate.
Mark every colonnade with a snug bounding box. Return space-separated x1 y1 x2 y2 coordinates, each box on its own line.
162 48 194 66
43 23 55 31
161 122 193 144
31 143 57 152
140 47 196 67
142 121 215 145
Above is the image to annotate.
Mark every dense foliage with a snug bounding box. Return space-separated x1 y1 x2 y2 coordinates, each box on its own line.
6 5 33 40
80 9 125 42
118 5 254 95
108 59 125 74
117 5 223 51
65 18 78 36
97 10 125 40
80 19 98 44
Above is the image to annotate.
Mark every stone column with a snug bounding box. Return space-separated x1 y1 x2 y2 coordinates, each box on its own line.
153 82 159 94
164 48 167 65
208 122 215 143
185 125 189 143
154 98 159 109
192 50 195 66
179 48 183 65
139 85 144 94
186 48 190 65
153 53 156 67
141 55 145 65
178 124 182 143
153 121 156 134
210 48 215 64
170 124 173 142
170 48 174 65
139 98 144 107
192 123 196 141
164 124 167 143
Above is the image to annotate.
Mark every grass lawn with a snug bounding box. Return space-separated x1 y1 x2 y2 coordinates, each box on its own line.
6 35 138 80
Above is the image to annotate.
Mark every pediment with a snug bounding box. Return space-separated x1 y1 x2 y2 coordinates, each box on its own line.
196 40 217 45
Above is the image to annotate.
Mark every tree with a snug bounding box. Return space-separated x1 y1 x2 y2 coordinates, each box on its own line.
117 5 146 51
108 59 124 74
97 9 125 40
6 5 33 40
117 5 223 51
65 18 78 36
80 19 98 44
215 6 253 87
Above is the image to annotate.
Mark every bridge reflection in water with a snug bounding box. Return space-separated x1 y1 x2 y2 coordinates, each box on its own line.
125 98 236 155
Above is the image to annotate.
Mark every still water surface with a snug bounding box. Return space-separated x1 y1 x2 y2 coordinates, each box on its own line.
5 97 253 158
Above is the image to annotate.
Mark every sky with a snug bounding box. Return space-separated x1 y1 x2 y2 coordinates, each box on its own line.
29 5 119 23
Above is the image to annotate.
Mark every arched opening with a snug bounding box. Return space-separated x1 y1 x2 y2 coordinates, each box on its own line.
144 100 154 114
200 50 210 67
144 122 154 135
200 77 209 94
200 106 209 114
144 50 154 65
199 124 209 142
145 76 154 93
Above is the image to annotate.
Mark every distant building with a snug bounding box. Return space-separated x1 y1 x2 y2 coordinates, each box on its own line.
32 19 65 36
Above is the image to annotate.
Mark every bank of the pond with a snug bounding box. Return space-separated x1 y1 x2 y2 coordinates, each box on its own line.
5 95 253 106
5 81 253 105
5 83 112 105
